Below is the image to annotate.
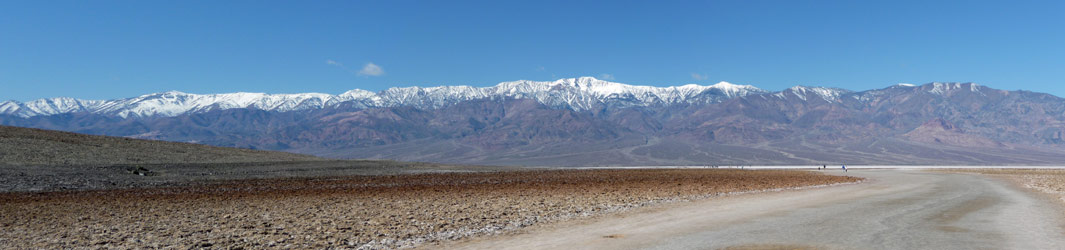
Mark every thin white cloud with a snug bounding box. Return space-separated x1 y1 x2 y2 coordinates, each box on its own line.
327 59 384 77
536 66 546 71
691 73 708 81
598 73 615 80
358 62 385 76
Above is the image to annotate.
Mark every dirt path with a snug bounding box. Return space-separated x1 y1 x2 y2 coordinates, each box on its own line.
449 170 1065 250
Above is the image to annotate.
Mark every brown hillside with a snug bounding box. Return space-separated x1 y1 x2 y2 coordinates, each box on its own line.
903 118 1003 148
0 125 322 166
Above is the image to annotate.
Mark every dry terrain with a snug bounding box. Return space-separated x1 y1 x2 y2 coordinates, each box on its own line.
0 160 517 193
453 170 1065 250
0 125 517 193
0 169 858 249
943 169 1065 206
0 125 321 166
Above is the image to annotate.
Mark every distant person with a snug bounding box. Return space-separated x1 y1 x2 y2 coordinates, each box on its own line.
842 164 847 172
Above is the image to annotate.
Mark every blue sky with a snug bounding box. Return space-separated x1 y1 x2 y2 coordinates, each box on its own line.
1 0 1063 101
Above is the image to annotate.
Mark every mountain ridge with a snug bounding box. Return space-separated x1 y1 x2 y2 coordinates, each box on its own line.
2 78 1004 120
1 77 773 118
4 78 1065 166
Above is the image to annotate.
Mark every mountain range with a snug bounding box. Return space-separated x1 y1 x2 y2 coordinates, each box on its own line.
0 77 763 118
4 77 1065 166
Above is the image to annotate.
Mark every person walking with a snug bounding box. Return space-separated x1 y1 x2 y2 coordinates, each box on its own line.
842 164 847 172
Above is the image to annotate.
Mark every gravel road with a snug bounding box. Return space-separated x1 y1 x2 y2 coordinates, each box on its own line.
450 170 1065 250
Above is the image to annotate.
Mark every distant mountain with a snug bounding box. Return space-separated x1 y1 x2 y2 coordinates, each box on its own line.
0 77 765 118
4 78 1065 166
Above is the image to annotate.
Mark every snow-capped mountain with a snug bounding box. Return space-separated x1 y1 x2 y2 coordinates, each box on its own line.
772 86 852 102
0 77 768 118
0 91 343 118
927 82 984 95
486 77 765 109
5 81 1065 166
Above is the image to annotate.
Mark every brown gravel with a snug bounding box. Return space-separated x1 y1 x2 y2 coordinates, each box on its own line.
0 169 859 249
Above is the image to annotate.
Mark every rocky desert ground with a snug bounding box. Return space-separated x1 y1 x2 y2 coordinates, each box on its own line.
0 125 520 193
0 169 859 249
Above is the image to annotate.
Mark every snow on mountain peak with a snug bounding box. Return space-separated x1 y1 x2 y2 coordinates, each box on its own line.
708 81 764 97
0 101 18 114
340 89 376 99
928 82 982 95
709 81 742 89
777 86 851 102
929 82 959 95
0 77 767 118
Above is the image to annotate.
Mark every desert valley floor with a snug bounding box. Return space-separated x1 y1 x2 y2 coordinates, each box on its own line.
2 166 1065 249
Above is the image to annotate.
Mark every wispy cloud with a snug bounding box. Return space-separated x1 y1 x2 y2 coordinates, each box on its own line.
598 73 615 80
327 59 385 77
358 62 385 76
691 73 708 81
326 59 351 73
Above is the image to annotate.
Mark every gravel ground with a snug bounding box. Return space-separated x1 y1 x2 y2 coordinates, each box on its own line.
0 169 858 249
0 160 517 192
